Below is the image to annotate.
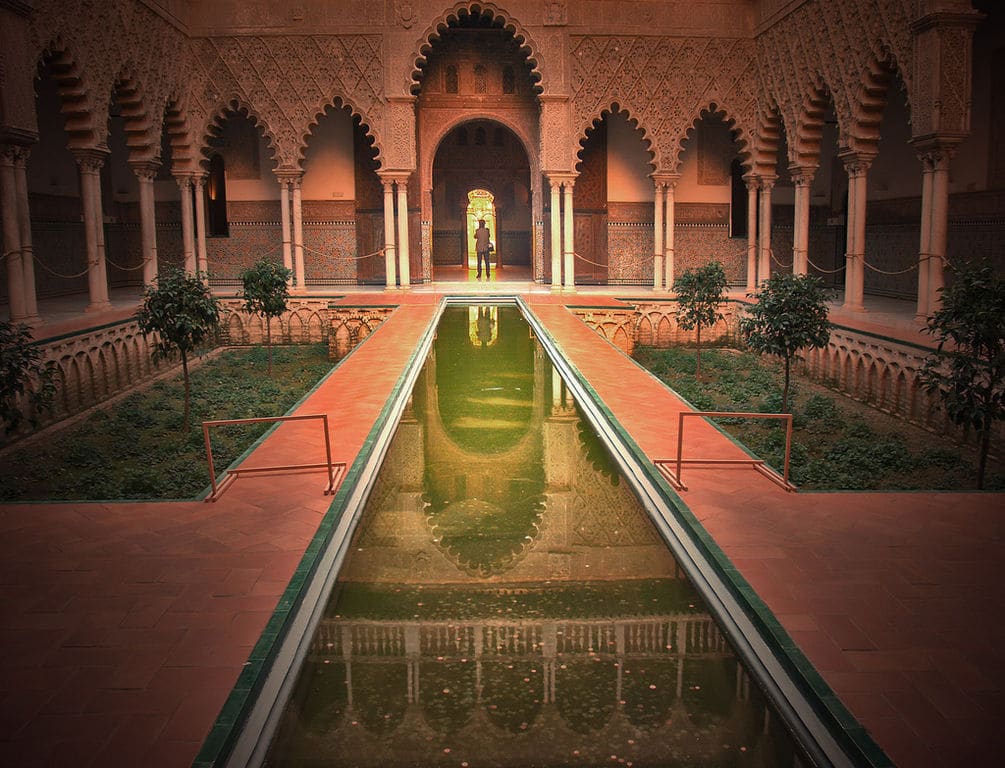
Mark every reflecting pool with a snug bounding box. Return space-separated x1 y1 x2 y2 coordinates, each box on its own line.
265 306 806 767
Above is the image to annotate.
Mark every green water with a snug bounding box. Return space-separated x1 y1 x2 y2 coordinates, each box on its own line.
265 306 804 767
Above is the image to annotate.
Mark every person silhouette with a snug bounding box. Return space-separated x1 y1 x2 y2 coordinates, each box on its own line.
474 219 491 279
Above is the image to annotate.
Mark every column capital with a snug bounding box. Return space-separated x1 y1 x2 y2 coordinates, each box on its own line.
758 174 778 192
72 147 109 172
838 149 876 176
275 168 303 185
651 172 681 189
545 171 577 187
910 138 958 170
129 158 162 181
788 164 818 186
378 170 411 185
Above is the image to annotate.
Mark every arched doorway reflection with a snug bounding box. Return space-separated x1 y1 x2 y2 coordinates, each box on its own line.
466 189 496 269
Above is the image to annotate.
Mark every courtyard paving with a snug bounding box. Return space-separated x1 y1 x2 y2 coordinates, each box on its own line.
0 284 1001 767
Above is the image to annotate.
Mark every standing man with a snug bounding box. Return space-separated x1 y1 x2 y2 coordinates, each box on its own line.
474 219 491 279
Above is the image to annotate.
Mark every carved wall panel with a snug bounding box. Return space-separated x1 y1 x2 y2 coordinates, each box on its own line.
569 35 760 174
185 35 386 171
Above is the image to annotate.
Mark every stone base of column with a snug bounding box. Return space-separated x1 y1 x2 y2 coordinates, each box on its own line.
85 300 113 314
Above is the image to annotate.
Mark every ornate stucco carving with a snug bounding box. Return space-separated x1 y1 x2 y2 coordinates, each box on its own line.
569 35 760 175
185 35 386 171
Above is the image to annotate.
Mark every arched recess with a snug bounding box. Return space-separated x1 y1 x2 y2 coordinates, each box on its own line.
21 45 97 305
200 101 282 284
407 3 545 96
844 54 920 300
414 7 542 282
429 119 532 276
674 103 751 284
572 106 653 285
300 100 383 286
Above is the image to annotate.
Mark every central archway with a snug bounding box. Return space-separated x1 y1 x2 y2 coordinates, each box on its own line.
430 120 532 280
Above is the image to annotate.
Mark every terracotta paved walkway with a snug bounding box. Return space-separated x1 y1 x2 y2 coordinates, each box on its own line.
0 290 1001 768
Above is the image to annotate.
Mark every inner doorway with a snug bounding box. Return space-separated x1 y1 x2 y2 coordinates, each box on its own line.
466 190 496 269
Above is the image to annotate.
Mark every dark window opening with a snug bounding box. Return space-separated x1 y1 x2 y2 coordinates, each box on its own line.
475 126 486 146
730 158 747 238
206 154 229 237
502 65 515 94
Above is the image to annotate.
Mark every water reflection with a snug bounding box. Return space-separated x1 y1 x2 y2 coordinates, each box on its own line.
266 307 803 767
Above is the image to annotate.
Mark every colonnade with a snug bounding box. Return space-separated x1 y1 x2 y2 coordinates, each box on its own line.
0 133 970 323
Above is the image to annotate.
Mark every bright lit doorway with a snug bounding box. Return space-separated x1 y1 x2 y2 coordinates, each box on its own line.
465 189 496 269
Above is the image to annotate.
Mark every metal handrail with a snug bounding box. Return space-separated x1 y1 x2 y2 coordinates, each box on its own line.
656 410 796 492
202 413 344 501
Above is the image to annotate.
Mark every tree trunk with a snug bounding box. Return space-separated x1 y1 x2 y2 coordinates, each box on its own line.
267 319 273 376
695 324 702 378
978 423 989 490
181 351 190 432
782 356 791 412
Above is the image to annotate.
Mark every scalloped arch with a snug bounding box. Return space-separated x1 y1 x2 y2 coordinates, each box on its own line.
407 2 545 96
789 71 834 169
846 49 909 156
162 89 196 171
35 38 100 150
110 65 157 162
676 101 755 176
200 97 281 171
575 103 655 174
298 96 383 167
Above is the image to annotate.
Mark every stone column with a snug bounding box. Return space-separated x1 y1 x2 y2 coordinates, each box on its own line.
381 177 397 288
790 165 816 276
926 147 952 313
75 149 112 312
840 152 873 311
12 146 39 322
292 175 306 292
278 177 293 282
0 144 27 320
757 175 775 286
175 173 196 273
562 179 575 291
652 179 664 291
745 176 758 290
130 160 160 286
193 174 208 274
549 177 561 290
664 175 679 289
915 156 934 319
396 177 411 289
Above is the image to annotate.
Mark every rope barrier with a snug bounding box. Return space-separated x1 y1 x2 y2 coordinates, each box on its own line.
769 248 793 269
572 251 610 269
104 254 148 272
301 242 384 261
805 256 845 275
27 252 91 280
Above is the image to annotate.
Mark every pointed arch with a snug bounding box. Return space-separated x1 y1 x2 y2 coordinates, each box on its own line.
408 3 545 96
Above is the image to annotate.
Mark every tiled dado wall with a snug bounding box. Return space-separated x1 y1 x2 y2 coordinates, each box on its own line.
207 200 360 286
2 298 393 445
605 202 747 286
572 300 1002 451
